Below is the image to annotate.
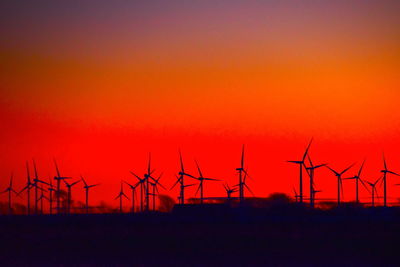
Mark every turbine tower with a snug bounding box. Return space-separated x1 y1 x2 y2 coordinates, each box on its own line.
305 155 326 208
149 173 166 211
63 179 80 214
19 162 34 215
115 181 129 213
53 159 71 214
193 160 220 204
124 180 139 213
381 154 399 207
81 176 100 214
327 164 354 207
223 184 238 202
171 150 196 205
236 145 249 204
1 173 18 215
287 139 313 203
342 160 369 204
366 177 381 207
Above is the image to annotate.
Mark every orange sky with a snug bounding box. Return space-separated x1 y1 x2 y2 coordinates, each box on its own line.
1 1 400 210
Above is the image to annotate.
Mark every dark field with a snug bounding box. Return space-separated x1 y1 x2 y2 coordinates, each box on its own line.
1 206 400 266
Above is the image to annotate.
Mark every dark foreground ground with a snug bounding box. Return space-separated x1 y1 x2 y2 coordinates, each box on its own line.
1 205 400 266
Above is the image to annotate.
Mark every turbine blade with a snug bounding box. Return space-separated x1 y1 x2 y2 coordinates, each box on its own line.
147 153 151 175
359 179 370 193
32 158 38 179
302 138 313 161
194 184 201 197
170 178 181 190
340 163 355 175
387 170 400 176
244 184 255 196
81 176 88 187
71 180 80 187
203 178 220 181
179 150 185 172
195 160 203 178
130 171 143 181
383 153 387 170
241 144 245 169
326 166 340 176
54 158 61 177
358 159 366 178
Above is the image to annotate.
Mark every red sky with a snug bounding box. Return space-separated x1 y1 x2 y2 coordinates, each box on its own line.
1 1 400 209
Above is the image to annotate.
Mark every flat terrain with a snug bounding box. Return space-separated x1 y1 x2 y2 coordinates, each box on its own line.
1 206 400 266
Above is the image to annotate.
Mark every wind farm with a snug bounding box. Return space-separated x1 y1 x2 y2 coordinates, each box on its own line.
1 143 400 265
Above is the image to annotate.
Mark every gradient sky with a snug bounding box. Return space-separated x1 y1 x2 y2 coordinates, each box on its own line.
1 1 400 209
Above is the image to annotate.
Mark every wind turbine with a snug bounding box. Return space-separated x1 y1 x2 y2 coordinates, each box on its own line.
1 173 18 215
236 145 250 204
63 179 80 214
47 179 56 215
342 160 369 204
366 177 381 207
124 180 139 213
53 159 71 214
171 150 196 205
381 154 399 207
32 159 49 215
115 181 129 213
37 187 49 214
81 176 100 214
223 184 238 201
171 174 196 204
150 173 167 211
19 162 34 215
305 155 326 208
326 164 354 207
149 173 166 211
193 160 220 204
287 139 313 203
130 171 146 212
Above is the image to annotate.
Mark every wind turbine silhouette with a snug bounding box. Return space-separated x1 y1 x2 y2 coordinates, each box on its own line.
149 173 166 211
288 139 313 203
171 174 196 204
81 176 100 214
124 180 139 213
223 184 238 201
63 179 80 214
171 150 195 205
53 159 71 214
32 159 49 215
236 145 250 204
130 154 157 212
193 160 220 204
366 177 381 207
47 179 56 215
342 160 369 204
115 181 129 213
130 171 146 212
305 155 326 208
37 187 49 214
326 164 354 207
19 162 34 215
1 173 18 215
381 154 399 207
